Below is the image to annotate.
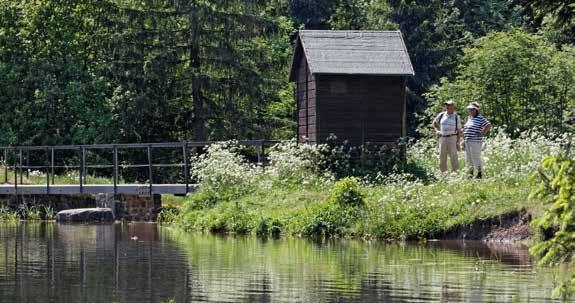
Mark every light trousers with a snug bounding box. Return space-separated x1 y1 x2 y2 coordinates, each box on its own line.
439 136 458 172
465 141 483 170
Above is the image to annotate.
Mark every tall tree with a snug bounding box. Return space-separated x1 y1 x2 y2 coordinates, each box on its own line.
97 0 293 142
518 0 575 45
426 29 575 136
0 0 114 145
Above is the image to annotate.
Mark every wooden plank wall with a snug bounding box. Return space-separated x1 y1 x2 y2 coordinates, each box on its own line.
295 56 317 143
316 75 405 145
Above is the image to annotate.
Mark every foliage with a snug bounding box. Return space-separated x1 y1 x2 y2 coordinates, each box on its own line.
0 207 19 222
171 130 565 240
42 206 56 221
329 177 365 207
294 201 361 238
521 0 575 45
191 142 259 202
312 136 412 181
21 206 41 221
0 0 566 148
158 207 180 224
1 204 54 222
254 216 283 238
530 155 575 299
267 140 318 183
0 0 296 147
426 29 575 136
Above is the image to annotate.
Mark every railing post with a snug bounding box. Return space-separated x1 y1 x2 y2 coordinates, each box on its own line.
3 149 7 184
19 149 22 184
261 142 266 166
46 148 50 195
13 148 17 192
25 150 29 178
50 148 55 185
113 146 118 196
182 142 189 194
79 147 85 193
147 145 153 196
256 141 262 163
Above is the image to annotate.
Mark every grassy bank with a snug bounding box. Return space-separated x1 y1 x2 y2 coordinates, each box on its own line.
164 131 569 240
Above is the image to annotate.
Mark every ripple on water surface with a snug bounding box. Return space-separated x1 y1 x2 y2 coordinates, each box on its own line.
0 222 571 303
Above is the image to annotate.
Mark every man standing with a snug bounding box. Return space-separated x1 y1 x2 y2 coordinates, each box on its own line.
463 102 491 178
432 100 462 174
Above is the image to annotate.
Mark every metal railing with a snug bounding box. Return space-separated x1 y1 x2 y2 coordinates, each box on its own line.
0 140 280 196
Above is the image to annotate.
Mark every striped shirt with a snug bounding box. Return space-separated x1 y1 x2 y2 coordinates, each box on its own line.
464 115 490 142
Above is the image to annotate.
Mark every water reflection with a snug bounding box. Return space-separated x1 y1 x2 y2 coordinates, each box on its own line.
0 223 571 303
1 223 188 303
429 240 533 266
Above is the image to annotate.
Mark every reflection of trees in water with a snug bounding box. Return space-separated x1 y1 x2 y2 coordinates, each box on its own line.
165 231 562 303
0 223 189 303
0 224 566 303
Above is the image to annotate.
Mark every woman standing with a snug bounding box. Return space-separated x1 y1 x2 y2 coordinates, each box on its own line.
463 102 492 178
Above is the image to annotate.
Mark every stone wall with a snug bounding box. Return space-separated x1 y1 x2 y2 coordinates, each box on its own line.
0 194 162 221
0 194 96 210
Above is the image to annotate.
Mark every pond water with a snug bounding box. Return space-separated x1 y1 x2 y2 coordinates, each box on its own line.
0 222 571 303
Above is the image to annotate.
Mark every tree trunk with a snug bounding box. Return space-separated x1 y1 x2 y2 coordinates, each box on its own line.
189 9 205 142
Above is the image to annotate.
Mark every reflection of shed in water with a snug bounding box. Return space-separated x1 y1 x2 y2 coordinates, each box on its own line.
290 30 415 145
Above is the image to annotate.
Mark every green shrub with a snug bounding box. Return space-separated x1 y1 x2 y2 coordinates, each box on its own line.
23 207 41 221
288 201 362 238
425 29 575 136
329 177 365 207
267 140 317 183
0 207 19 222
254 216 283 238
227 208 254 235
191 142 258 201
158 207 180 224
530 155 575 298
189 203 255 234
313 136 408 181
42 206 56 220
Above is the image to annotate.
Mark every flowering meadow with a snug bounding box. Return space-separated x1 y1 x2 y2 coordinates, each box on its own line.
168 130 570 240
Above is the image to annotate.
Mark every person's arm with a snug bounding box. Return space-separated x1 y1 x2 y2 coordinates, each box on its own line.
432 113 442 137
482 123 492 135
457 114 463 139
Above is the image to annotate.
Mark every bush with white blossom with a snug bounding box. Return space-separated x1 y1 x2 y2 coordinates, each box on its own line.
266 140 320 182
191 141 259 198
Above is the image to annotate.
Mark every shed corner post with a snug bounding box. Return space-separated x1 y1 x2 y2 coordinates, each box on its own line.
402 78 408 139
401 78 409 163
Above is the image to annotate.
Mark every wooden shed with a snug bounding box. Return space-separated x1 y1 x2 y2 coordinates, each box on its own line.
289 30 415 145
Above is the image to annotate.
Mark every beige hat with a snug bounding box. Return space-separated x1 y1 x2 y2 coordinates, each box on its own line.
444 100 455 106
466 102 480 110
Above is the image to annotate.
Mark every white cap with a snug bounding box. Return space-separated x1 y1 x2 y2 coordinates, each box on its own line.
467 102 480 110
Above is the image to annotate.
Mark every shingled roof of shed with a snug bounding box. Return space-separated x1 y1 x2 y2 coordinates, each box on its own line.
289 30 414 81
